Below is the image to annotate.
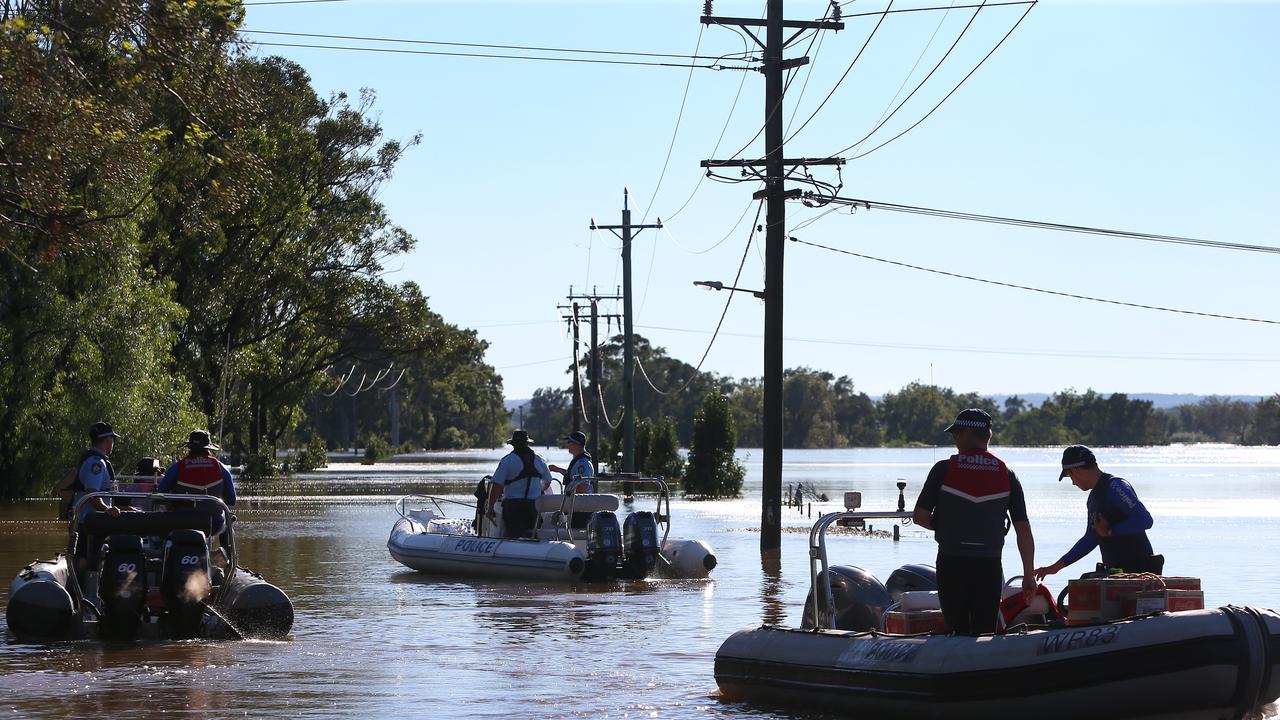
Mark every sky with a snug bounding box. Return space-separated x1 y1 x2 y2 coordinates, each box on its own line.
239 0 1280 402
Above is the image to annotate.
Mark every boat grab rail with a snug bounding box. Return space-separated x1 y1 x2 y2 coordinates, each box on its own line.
395 494 476 521
67 491 238 606
808 483 913 629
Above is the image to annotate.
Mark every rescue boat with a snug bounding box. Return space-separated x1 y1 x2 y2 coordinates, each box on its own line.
6 491 293 642
714 490 1280 720
387 474 716 582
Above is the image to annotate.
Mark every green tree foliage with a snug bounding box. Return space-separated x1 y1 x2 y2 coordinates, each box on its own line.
685 392 745 498
646 416 685 483
519 386 570 449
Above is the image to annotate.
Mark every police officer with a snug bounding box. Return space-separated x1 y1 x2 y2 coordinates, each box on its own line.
1035 445 1162 580
159 430 237 541
74 421 121 519
912 408 1037 635
485 429 552 539
548 430 594 528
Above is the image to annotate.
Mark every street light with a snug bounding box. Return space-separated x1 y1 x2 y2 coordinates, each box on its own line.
693 280 766 300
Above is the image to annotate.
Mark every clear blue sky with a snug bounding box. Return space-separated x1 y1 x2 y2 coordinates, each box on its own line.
241 1 1279 401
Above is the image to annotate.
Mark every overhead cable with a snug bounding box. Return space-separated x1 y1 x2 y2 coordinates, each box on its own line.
831 0 1035 160
810 195 1280 255
248 41 745 70
241 28 750 62
634 200 765 396
790 236 1280 325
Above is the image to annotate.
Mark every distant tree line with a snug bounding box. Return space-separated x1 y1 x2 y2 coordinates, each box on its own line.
0 2 505 497
520 334 1280 458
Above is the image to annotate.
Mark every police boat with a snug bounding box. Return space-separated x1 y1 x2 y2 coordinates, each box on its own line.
714 486 1280 720
7 491 293 642
387 474 716 582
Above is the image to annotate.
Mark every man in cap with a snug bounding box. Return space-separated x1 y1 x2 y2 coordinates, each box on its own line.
486 429 553 539
159 430 237 504
70 421 122 520
913 408 1037 635
548 430 595 528
1035 445 1161 580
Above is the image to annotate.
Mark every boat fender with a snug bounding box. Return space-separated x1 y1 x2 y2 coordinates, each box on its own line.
1224 605 1273 719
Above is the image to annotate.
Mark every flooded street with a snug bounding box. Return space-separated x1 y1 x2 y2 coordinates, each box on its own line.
4 447 1279 718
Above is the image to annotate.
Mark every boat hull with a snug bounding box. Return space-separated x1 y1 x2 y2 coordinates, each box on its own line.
6 554 292 641
715 607 1280 720
388 518 587 582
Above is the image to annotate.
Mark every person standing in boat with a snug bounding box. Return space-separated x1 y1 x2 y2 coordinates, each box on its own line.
1035 445 1162 580
486 429 553 539
158 430 237 542
912 408 1037 635
68 421 123 521
548 430 595 529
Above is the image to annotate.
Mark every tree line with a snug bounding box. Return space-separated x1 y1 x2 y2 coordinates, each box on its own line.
520 334 1280 453
0 1 506 497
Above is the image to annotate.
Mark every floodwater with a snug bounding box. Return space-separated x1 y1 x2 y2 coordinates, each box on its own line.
2 445 1279 718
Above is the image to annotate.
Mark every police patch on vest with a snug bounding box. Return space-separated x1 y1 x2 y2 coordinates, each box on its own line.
90 462 102 474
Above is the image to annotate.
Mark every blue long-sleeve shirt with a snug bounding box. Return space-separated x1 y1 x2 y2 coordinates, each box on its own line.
1060 473 1153 567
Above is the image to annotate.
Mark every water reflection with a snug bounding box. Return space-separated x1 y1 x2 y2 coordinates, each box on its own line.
759 550 786 627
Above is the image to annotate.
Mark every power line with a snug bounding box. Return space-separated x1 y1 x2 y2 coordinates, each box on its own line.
828 0 989 154
840 1 1034 16
811 195 1280 255
834 0 1036 160
247 41 743 70
241 29 750 62
789 236 1280 325
635 323 1280 362
635 200 765 396
244 0 354 5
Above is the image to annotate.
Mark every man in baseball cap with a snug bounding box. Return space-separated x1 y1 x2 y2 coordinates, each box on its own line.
1036 445 1162 579
548 430 595 528
912 408 1037 635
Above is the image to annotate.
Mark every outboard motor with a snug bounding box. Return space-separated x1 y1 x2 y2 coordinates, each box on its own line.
885 563 937 604
621 511 660 579
98 534 148 637
160 529 211 638
584 511 622 581
802 565 892 631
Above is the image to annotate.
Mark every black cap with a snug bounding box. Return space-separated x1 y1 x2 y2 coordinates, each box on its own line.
563 430 588 446
943 408 992 434
184 429 221 451
1059 444 1096 480
89 421 120 442
506 429 533 446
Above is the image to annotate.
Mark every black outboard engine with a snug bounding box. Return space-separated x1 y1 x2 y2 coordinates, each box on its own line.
802 565 892 631
98 534 148 637
584 511 622 581
621 511 660 579
885 563 937 604
160 529 211 638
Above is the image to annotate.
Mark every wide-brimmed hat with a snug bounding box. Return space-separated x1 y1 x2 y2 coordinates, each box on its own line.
562 430 588 446
1059 444 1096 480
184 429 221 451
506 429 533 445
943 408 992 434
89 421 120 442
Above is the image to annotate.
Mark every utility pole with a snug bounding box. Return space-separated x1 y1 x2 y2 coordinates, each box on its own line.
702 1 845 554
562 288 623 473
590 190 661 473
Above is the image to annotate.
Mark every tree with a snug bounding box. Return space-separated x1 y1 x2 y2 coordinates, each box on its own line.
646 416 685 483
685 391 745 498
879 382 955 446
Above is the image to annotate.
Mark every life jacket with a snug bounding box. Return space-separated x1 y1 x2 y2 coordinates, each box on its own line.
502 446 542 499
1091 473 1155 570
933 451 1012 558
175 453 226 496
566 452 594 492
58 449 114 520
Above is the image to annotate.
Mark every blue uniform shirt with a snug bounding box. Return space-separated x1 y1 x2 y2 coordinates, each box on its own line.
75 448 114 519
1060 474 1154 566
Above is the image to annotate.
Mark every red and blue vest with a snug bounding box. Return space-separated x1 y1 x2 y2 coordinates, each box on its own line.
176 454 225 496
934 451 1012 558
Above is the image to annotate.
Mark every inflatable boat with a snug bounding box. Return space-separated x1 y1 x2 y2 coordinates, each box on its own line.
388 474 716 582
714 492 1280 720
7 491 293 642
